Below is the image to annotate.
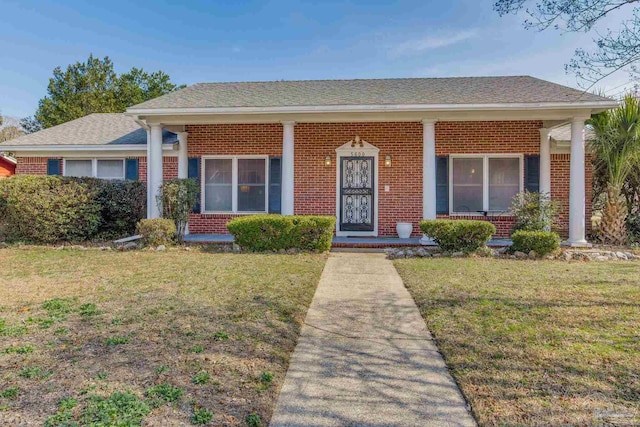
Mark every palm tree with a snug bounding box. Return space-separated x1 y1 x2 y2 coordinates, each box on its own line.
589 95 640 245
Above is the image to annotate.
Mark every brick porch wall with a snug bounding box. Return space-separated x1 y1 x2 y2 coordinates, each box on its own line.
13 120 591 239
185 124 283 234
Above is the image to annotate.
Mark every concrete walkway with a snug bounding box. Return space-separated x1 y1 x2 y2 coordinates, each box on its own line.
270 253 476 427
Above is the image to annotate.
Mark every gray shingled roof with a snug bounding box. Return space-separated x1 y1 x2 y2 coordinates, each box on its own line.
0 113 176 146
129 76 613 111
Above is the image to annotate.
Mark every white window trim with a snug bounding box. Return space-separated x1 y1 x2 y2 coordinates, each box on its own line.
63 158 126 180
200 155 269 215
449 154 523 215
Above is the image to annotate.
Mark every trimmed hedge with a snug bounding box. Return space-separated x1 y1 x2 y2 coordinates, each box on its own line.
0 176 146 243
0 175 101 243
511 230 560 256
226 215 335 252
136 218 176 247
420 219 496 253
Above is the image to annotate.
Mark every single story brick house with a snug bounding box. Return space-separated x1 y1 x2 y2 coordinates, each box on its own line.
1 76 617 245
0 154 16 178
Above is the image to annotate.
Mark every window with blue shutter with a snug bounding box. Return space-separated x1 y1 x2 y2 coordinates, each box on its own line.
269 157 282 214
436 156 449 215
125 159 139 180
188 157 201 213
47 159 61 176
525 155 540 193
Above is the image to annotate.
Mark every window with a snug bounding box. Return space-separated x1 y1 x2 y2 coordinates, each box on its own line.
65 160 93 177
450 155 522 214
64 159 125 180
202 156 268 213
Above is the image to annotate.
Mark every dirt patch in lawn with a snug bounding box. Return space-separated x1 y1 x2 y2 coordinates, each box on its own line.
0 247 326 426
395 258 640 427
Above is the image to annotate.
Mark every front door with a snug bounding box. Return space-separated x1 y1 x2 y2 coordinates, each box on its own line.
340 156 375 232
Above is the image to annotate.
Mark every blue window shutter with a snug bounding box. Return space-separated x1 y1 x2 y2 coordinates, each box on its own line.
269 157 282 214
188 157 201 213
47 159 61 176
125 159 139 180
436 156 449 215
525 155 540 193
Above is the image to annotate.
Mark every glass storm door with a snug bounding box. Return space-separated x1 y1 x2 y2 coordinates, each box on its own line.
340 156 375 232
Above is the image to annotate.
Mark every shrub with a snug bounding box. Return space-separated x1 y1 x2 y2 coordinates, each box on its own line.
77 178 146 239
511 230 560 256
136 218 176 247
510 191 560 233
226 215 335 252
0 176 145 243
0 175 101 243
420 219 496 253
160 179 199 243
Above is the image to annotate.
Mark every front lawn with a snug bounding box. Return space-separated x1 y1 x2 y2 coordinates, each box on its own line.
0 247 326 426
395 258 640 426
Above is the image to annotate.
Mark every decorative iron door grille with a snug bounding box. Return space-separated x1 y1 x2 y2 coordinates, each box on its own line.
340 156 375 231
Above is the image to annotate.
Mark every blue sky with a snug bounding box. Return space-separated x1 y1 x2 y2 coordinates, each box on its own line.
0 0 634 118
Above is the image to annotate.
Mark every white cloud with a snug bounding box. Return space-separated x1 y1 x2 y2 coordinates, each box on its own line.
392 30 478 56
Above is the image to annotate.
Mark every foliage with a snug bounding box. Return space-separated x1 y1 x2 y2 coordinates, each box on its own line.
19 116 42 134
509 190 560 232
227 215 335 252
75 178 147 239
136 218 176 247
419 219 496 253
0 176 144 243
81 393 150 426
159 179 199 242
144 383 184 408
0 387 19 399
192 372 211 385
511 230 561 256
32 54 183 129
246 413 263 427
0 175 101 243
45 397 78 427
495 0 640 87
191 407 213 425
0 125 23 142
589 94 640 244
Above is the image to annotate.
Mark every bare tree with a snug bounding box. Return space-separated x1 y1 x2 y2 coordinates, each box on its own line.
495 0 640 88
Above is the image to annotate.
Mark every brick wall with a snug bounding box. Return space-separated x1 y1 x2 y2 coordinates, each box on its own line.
185 124 283 233
12 120 591 239
15 157 58 175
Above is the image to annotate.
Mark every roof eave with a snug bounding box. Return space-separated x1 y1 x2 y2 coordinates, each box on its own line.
126 100 619 116
0 143 177 152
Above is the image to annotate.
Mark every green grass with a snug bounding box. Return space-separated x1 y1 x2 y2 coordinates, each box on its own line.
0 247 325 425
192 372 211 385
395 257 640 426
191 407 213 425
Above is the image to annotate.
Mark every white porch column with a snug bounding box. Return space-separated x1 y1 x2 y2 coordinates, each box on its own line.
539 128 551 196
567 117 588 246
281 121 296 215
147 124 164 219
422 119 437 219
177 131 188 179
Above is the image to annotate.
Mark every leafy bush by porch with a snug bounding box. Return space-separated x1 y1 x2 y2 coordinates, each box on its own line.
510 190 559 233
0 176 146 243
419 219 496 253
76 177 146 239
227 215 335 252
511 230 561 256
0 175 101 243
137 218 176 247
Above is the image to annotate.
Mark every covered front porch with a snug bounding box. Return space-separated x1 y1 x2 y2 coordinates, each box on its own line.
142 116 592 246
